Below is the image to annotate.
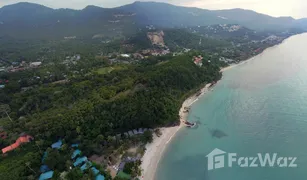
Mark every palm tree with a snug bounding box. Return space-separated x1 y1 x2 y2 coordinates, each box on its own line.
25 162 36 175
35 140 44 154
0 104 12 122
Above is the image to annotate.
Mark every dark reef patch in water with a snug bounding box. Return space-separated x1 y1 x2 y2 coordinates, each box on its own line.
208 128 228 138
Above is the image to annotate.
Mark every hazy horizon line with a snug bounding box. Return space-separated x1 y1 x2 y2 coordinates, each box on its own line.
0 1 304 19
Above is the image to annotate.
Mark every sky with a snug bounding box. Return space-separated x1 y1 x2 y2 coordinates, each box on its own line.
0 0 306 19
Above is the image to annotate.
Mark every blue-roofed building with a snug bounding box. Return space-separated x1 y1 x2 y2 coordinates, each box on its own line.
40 165 50 173
138 128 144 134
91 167 99 175
73 156 87 167
42 151 48 163
71 143 79 148
96 174 105 180
71 149 81 159
80 161 92 171
51 140 62 149
39 171 54 180
133 129 138 135
118 162 126 172
0 85 5 89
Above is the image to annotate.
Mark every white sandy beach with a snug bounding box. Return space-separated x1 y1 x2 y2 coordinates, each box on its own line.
220 64 237 72
139 62 243 180
220 60 248 72
139 37 294 180
140 83 212 180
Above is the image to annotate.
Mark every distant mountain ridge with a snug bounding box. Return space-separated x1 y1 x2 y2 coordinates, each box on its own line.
0 2 138 39
0 1 306 39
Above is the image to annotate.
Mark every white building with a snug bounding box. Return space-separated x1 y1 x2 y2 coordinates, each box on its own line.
30 62 42 67
120 54 130 58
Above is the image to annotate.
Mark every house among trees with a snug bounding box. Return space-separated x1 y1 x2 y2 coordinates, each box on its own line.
73 156 88 167
71 144 79 148
71 149 82 159
193 56 203 67
1 134 33 154
96 174 105 180
30 61 42 68
120 54 130 58
133 129 138 135
40 165 50 173
138 128 144 134
80 161 92 171
39 170 54 180
51 140 62 149
91 167 99 175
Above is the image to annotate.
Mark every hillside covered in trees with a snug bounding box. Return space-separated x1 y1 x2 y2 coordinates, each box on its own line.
0 52 221 179
1 1 307 39
0 2 305 179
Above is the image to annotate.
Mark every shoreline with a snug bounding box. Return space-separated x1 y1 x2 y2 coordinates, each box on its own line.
140 83 212 180
219 35 295 73
220 60 248 72
140 57 261 180
139 34 300 180
139 57 254 180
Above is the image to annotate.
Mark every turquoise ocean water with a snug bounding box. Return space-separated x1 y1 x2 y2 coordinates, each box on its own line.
155 33 307 180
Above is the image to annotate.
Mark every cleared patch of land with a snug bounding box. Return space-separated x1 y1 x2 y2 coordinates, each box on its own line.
95 66 127 75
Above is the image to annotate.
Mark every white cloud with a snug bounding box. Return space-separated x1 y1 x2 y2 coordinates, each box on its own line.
0 0 306 18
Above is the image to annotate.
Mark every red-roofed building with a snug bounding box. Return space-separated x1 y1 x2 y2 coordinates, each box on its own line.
10 67 25 72
1 135 33 154
193 55 203 67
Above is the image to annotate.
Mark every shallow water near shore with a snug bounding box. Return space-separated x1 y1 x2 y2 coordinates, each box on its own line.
155 33 307 180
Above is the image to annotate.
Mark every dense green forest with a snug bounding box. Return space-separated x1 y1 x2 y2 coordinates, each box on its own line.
0 36 124 63
0 52 221 179
0 28 230 64
163 29 230 51
0 2 306 180
123 28 231 52
1 53 221 142
0 23 300 179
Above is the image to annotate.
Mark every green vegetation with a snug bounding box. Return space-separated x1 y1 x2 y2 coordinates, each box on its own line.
164 29 230 51
1 3 303 179
141 131 153 143
115 171 131 180
95 66 127 75
123 160 142 178
2 53 221 138
96 67 115 75
0 37 123 63
0 51 221 179
0 144 41 180
0 22 300 179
